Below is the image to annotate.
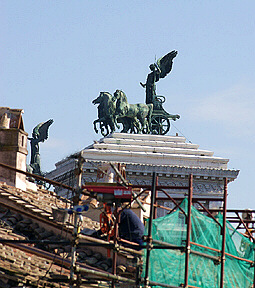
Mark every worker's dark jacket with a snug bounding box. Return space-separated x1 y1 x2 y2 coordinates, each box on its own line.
119 209 144 245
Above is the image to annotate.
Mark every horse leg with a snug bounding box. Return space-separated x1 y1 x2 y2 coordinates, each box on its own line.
130 119 135 133
101 121 109 136
109 119 115 134
94 116 107 134
108 116 116 133
100 121 104 135
142 118 150 134
125 118 132 133
106 124 110 135
93 120 99 134
142 119 150 134
119 118 127 133
119 118 129 133
131 117 140 134
136 117 143 134
114 116 120 130
102 125 109 136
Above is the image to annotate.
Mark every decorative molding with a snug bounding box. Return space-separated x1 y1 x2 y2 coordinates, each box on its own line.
46 133 239 199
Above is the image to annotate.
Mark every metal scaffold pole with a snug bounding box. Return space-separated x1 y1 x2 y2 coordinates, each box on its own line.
220 177 228 288
111 207 120 288
144 171 157 288
153 176 158 219
70 155 83 288
253 237 255 287
184 174 193 288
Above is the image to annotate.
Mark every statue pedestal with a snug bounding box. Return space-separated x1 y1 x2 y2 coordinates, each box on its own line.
47 133 239 218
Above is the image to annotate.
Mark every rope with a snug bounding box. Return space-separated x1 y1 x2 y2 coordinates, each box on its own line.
171 122 193 144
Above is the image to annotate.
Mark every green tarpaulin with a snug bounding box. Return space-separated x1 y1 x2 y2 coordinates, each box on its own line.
143 199 254 288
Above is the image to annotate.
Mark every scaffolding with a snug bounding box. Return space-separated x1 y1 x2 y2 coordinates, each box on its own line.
143 174 255 287
0 161 254 287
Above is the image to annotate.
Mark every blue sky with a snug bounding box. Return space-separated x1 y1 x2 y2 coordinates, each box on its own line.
1 1 255 209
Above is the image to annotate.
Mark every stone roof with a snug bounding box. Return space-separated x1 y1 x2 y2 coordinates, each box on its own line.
0 182 71 219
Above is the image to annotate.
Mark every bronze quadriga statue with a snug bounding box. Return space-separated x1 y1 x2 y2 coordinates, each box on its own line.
93 50 180 136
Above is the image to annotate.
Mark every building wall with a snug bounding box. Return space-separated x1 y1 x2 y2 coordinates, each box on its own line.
46 133 239 219
0 128 28 190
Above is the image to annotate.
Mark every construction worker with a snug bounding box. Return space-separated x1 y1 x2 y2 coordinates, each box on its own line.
119 209 145 246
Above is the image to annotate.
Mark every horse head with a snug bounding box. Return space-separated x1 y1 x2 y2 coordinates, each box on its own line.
113 90 127 102
92 93 102 105
113 90 130 119
92 92 107 105
112 90 120 102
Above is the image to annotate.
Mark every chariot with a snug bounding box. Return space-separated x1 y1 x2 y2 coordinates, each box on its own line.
148 95 179 135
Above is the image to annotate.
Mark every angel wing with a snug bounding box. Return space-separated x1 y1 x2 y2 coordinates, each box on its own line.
32 119 54 142
156 50 178 79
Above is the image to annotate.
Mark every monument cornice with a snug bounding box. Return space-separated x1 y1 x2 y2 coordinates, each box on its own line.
47 133 239 187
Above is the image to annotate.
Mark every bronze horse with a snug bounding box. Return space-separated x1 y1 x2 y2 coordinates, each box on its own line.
92 92 140 135
92 92 116 136
113 90 153 134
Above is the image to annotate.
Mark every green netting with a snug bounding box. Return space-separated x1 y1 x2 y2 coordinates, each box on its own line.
142 198 254 288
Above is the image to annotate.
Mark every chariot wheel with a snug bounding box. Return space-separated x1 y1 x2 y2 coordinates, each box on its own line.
151 115 170 135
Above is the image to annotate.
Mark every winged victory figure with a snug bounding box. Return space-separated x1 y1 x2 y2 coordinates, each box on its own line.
140 50 178 109
27 119 54 176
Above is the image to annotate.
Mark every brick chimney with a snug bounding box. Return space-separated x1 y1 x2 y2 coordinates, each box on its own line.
0 107 28 190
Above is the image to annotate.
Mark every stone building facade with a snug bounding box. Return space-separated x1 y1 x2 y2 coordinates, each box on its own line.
0 107 28 191
47 133 239 217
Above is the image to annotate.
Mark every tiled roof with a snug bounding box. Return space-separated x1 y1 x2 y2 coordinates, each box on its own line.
0 182 138 287
0 233 70 287
0 182 70 219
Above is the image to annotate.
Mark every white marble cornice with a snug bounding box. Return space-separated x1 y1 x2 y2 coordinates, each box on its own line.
100 137 199 150
47 133 239 185
81 149 228 169
92 143 213 156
